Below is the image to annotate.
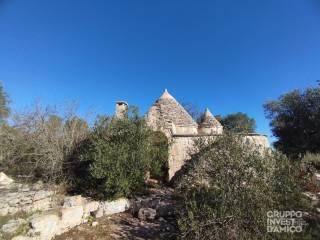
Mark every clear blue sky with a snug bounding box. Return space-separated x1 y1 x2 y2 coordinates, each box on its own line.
1 0 320 139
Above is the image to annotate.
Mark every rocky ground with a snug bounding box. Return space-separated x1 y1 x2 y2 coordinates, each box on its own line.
0 172 178 240
55 188 179 240
54 212 177 240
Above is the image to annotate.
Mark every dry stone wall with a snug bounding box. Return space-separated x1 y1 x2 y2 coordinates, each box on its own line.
0 174 131 240
0 183 55 217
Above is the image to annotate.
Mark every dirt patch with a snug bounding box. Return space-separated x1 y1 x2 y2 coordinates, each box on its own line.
54 212 177 240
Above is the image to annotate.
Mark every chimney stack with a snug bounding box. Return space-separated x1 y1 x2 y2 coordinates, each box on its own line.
115 101 128 119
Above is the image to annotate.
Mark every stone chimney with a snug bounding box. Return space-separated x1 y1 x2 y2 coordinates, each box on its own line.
115 101 128 119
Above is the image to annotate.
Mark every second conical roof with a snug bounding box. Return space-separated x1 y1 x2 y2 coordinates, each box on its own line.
200 108 222 127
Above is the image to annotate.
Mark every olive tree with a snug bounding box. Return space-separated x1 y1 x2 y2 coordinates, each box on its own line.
70 107 169 199
175 133 308 240
264 86 320 159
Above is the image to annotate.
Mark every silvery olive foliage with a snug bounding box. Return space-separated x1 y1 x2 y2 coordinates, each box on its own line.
69 106 169 199
176 133 308 240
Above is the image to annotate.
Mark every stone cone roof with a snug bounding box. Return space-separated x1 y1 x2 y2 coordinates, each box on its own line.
200 108 222 128
150 89 197 127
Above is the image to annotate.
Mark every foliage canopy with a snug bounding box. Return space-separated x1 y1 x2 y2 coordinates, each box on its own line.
175 133 308 240
264 86 320 158
70 107 169 199
220 112 256 133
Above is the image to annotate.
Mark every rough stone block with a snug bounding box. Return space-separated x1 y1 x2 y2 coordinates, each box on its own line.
59 206 84 232
93 204 104 218
312 173 320 187
103 198 131 215
11 236 37 240
22 198 51 212
138 208 157 221
63 195 85 208
1 218 27 234
8 206 19 215
0 206 9 216
8 197 20 206
84 201 99 214
0 172 14 185
33 190 52 201
29 213 60 240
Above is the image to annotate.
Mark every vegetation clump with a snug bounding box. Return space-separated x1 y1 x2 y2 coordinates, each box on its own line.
220 112 256 133
175 133 308 240
0 104 88 183
69 107 168 199
264 86 320 159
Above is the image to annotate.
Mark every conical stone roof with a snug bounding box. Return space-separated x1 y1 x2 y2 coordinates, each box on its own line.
149 89 197 127
200 108 222 128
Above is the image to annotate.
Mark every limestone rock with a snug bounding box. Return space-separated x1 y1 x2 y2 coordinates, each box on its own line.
29 213 60 240
11 236 38 240
1 218 27 234
103 198 131 216
33 190 53 201
93 203 104 218
91 221 98 227
63 195 85 208
84 201 99 214
59 206 84 232
32 198 52 211
9 197 21 206
0 204 9 216
33 181 44 190
312 173 320 187
138 208 157 221
0 172 14 185
303 192 319 206
8 206 19 215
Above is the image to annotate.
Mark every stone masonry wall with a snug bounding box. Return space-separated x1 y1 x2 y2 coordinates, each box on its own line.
0 175 131 240
0 183 55 217
168 134 269 180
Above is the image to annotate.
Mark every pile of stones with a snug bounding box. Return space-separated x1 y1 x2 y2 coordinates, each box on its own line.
131 187 178 236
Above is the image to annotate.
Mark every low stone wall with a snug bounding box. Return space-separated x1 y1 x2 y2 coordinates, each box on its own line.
0 195 131 240
1 194 131 240
0 183 55 217
0 174 131 240
168 133 269 180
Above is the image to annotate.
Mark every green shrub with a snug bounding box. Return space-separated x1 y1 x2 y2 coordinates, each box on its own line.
70 107 168 199
149 131 169 180
176 133 308 240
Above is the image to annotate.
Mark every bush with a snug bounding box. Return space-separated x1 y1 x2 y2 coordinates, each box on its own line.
0 104 88 183
70 107 168 199
149 131 169 180
302 153 320 173
176 133 308 240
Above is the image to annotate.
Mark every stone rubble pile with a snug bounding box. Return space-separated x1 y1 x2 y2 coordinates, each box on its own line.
129 187 178 238
132 187 177 222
